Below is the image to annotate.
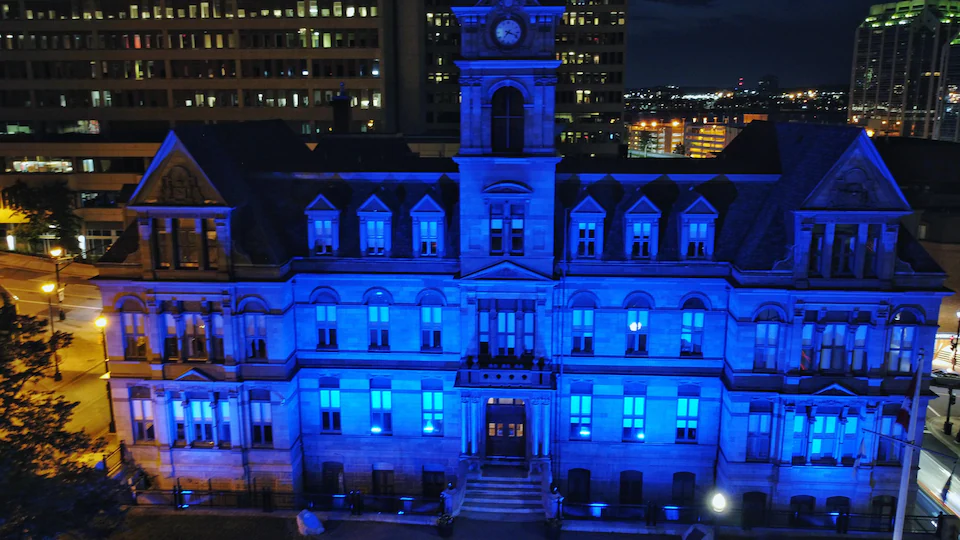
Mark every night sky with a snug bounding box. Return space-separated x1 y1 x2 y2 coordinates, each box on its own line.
627 0 878 89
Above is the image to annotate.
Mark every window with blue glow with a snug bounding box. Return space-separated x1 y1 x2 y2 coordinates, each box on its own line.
250 395 273 447
622 394 645 442
183 313 206 359
625 295 650 356
319 378 341 434
877 413 903 463
753 308 781 371
680 299 705 357
819 324 846 372
130 386 155 442
191 399 215 445
746 402 771 460
571 299 595 355
370 379 392 435
676 385 700 443
421 305 442 351
811 414 838 462
314 218 335 255
316 304 337 349
570 386 592 440
686 222 708 259
367 304 390 350
244 313 267 360
364 219 387 256
886 310 917 373
577 222 597 258
422 382 443 436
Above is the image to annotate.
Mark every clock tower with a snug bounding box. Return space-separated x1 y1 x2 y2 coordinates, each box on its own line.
452 0 564 276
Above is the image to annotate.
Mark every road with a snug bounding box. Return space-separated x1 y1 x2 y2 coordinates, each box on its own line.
0 264 113 439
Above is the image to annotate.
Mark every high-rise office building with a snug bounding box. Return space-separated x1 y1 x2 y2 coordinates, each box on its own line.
848 1 960 138
0 0 392 139
404 0 627 157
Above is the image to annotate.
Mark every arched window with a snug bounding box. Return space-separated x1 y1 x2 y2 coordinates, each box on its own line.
491 86 524 153
314 291 338 350
887 309 918 373
241 300 268 360
419 291 444 352
790 495 816 526
625 294 652 356
680 297 707 357
119 298 147 359
754 308 782 371
570 294 597 355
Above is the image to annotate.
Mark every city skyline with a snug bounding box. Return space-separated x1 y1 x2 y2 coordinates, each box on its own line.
628 0 879 88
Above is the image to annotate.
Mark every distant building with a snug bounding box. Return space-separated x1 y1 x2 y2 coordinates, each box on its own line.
849 1 960 138
95 0 943 525
934 34 960 142
627 120 684 157
683 114 767 158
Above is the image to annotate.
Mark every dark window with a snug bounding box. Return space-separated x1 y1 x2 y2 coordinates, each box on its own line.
320 378 342 434
619 471 643 505
567 468 591 504
671 472 695 505
491 86 525 153
372 468 395 495
423 470 446 499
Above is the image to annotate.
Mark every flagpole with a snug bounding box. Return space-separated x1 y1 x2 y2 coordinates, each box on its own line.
893 350 924 540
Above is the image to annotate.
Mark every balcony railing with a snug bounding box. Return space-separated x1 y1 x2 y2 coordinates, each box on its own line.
456 356 555 389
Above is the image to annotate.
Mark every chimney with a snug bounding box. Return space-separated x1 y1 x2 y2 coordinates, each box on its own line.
332 82 351 134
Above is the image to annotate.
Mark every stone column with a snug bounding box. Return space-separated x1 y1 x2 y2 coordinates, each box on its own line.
835 413 847 465
542 396 551 457
780 405 796 464
822 223 836 278
229 390 241 447
530 398 540 457
153 387 170 446
469 397 479 455
461 396 469 455
805 405 817 465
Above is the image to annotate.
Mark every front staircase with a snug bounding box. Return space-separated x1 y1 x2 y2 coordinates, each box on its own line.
460 465 544 521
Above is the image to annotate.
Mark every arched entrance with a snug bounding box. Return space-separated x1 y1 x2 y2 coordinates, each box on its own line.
485 398 525 458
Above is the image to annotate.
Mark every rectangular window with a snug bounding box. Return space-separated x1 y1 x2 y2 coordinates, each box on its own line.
572 307 595 354
841 415 859 464
319 380 341 434
244 313 267 360
811 415 838 462
163 313 179 360
131 390 155 442
218 400 231 447
626 308 649 355
577 222 597 257
172 398 187 444
368 305 389 350
510 206 524 255
877 416 903 463
570 393 592 440
209 314 224 361
687 222 707 259
191 399 215 445
122 312 147 358
676 397 699 442
622 394 645 442
422 387 443 436
497 309 516 357
833 224 857 276
314 219 334 254
203 218 218 269
316 305 337 349
865 224 881 277
630 221 653 259
887 326 915 373
490 204 505 255
490 203 524 255
792 415 808 463
370 385 392 435
800 323 815 371
251 400 273 446
746 409 772 460
754 321 779 370
176 218 200 268
809 224 825 276
421 306 442 351
183 313 207 359
851 325 868 372
680 311 704 356
365 219 386 255
155 219 171 268
819 324 846 372
419 220 439 256
478 300 534 359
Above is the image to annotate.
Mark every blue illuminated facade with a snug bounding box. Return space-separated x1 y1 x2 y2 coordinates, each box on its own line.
95 0 947 518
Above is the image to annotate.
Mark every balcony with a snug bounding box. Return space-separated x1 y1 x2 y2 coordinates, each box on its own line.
455 356 555 389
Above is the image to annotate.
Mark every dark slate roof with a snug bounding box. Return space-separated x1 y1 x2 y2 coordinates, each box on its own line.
312 134 457 173
98 222 141 264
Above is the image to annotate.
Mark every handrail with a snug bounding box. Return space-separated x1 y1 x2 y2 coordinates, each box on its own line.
447 459 470 517
541 469 557 518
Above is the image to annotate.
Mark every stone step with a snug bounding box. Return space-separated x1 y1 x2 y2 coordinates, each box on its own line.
467 478 539 486
461 502 543 513
463 493 543 506
466 482 539 492
459 509 544 522
465 489 542 500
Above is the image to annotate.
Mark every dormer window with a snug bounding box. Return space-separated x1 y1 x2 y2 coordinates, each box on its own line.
832 225 857 276
306 193 340 256
411 195 445 258
679 197 717 261
570 196 605 259
624 196 660 260
803 221 894 279
358 195 392 257
153 217 219 270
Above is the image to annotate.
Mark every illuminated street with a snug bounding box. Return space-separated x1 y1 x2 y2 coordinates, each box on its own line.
0 263 112 438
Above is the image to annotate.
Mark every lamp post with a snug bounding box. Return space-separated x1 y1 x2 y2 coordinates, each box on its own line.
952 310 960 372
41 282 62 381
709 491 726 540
95 316 116 433
49 247 66 321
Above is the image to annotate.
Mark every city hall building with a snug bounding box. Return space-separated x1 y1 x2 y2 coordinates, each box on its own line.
96 0 946 519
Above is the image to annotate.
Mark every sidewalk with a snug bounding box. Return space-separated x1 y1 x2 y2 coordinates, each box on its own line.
925 415 960 458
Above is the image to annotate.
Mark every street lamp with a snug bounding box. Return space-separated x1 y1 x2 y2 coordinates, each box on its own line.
709 491 727 540
95 316 116 433
952 310 960 372
49 247 66 321
41 282 61 381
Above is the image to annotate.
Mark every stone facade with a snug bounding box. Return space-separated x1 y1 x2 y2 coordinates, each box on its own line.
95 0 946 518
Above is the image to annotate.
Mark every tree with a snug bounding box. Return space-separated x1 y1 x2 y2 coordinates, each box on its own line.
1 180 82 253
636 130 655 157
0 293 127 538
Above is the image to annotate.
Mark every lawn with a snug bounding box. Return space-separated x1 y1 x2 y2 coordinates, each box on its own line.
110 512 303 540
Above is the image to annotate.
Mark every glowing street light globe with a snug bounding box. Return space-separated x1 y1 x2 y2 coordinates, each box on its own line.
41 283 55 294
49 247 63 258
710 492 727 514
95 316 107 329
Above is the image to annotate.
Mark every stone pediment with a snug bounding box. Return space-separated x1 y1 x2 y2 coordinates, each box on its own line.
483 181 533 194
684 196 718 216
461 260 551 281
175 368 216 382
812 382 857 397
411 194 444 215
128 133 227 207
358 194 391 215
571 195 605 216
307 193 338 212
801 133 910 212
625 196 661 217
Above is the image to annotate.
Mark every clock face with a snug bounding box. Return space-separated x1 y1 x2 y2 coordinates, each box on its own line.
495 19 523 47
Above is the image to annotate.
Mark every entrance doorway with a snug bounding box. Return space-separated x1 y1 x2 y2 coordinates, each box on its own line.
485 398 525 458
